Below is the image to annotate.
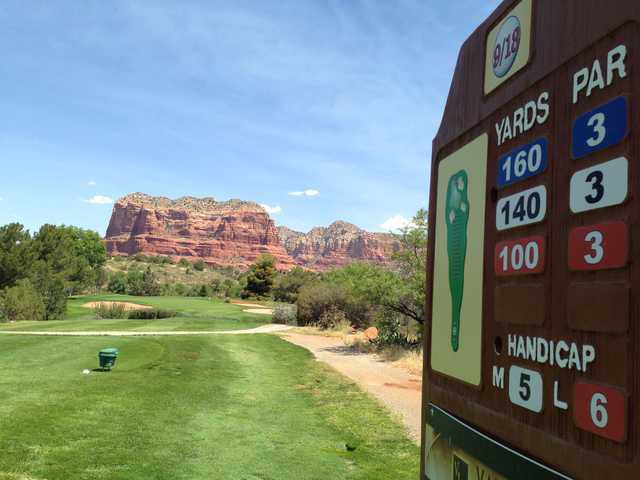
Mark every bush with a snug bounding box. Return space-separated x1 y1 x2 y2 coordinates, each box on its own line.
192 259 206 271
178 258 190 268
127 309 176 320
94 302 128 319
107 271 127 294
296 281 371 329
272 303 297 325
316 306 349 330
0 279 45 321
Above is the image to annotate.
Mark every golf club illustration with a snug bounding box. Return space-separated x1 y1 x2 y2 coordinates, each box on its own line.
445 170 469 352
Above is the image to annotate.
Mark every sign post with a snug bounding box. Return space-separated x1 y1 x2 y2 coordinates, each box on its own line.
421 1 640 478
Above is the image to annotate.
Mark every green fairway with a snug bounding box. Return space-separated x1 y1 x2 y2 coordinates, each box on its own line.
0 295 269 332
0 334 419 479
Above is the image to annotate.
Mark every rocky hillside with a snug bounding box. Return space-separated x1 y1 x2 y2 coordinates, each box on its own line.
105 193 296 269
278 221 399 271
105 193 400 271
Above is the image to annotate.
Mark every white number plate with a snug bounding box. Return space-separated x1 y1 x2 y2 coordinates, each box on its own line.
508 365 543 413
570 157 628 213
496 185 547 231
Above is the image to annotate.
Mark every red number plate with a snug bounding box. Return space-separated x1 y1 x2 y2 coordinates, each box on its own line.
574 380 627 443
568 221 628 271
494 235 545 276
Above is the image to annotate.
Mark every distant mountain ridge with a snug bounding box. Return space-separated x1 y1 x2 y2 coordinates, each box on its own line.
104 193 399 271
278 221 399 271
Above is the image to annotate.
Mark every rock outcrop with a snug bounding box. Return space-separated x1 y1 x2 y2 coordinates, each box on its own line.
105 193 296 269
105 193 400 271
277 221 400 271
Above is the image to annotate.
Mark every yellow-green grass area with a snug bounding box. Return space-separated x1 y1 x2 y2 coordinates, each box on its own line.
0 334 419 479
0 295 269 332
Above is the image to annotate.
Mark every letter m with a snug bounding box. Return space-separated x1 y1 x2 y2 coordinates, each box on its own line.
492 366 505 389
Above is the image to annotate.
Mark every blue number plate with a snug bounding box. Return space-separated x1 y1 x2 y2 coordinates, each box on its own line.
497 138 548 188
572 96 627 159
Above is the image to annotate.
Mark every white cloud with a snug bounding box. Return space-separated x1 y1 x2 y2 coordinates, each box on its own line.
260 203 282 214
288 189 319 197
87 180 97 186
380 215 415 232
85 195 114 205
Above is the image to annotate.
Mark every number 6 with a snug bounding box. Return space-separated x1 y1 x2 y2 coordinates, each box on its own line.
590 393 609 428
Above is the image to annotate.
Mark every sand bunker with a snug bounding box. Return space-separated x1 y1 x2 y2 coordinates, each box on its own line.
243 308 273 315
83 301 153 311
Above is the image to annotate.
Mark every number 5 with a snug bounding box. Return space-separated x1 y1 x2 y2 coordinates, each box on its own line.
587 112 606 147
519 373 532 401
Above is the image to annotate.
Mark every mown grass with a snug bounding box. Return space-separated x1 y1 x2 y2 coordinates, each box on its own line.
0 334 419 479
0 295 268 332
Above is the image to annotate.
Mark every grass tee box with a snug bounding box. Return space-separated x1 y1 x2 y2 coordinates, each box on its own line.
423 1 640 479
0 333 418 479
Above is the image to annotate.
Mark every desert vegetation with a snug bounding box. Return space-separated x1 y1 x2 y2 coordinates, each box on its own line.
0 210 427 362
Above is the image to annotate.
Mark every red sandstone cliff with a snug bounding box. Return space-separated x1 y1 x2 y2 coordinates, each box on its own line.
105 193 400 271
105 193 296 269
277 221 400 271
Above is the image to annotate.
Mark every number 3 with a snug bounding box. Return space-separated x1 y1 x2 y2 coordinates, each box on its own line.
585 170 604 204
587 112 606 147
584 231 604 265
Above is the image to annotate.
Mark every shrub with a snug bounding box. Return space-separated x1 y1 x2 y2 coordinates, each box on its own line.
178 258 190 268
374 317 421 349
173 283 187 296
296 281 371 329
107 271 127 294
127 308 176 320
94 302 128 319
0 279 45 321
192 259 206 271
126 270 145 295
272 303 298 325
317 306 349 330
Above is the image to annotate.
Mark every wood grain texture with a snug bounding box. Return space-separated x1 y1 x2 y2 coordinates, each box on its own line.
422 1 640 478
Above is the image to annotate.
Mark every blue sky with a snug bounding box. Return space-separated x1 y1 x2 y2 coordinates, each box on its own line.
0 0 499 234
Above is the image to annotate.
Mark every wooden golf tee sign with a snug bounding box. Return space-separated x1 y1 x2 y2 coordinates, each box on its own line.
421 1 640 478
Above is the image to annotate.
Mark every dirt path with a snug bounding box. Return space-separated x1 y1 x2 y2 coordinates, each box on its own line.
279 332 422 442
0 324 291 336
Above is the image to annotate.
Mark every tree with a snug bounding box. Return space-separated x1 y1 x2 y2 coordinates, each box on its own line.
390 208 428 325
30 224 106 294
0 223 33 289
29 261 67 320
273 267 317 303
243 254 276 297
